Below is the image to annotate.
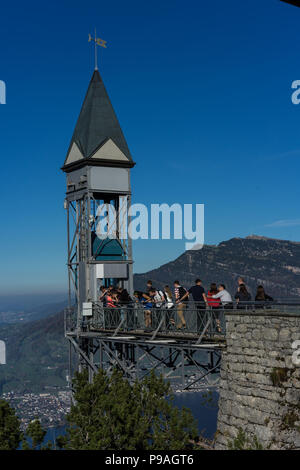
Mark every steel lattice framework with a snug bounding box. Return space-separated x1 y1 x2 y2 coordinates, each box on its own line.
64 300 300 391
66 193 133 314
65 304 226 391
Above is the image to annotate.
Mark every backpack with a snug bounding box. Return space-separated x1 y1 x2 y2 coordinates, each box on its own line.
179 286 189 302
157 290 165 301
154 290 165 307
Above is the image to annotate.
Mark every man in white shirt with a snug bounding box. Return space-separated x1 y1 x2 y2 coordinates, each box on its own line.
212 284 233 308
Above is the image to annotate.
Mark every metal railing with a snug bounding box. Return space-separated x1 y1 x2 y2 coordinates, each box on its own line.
65 299 300 342
90 304 225 338
65 303 225 338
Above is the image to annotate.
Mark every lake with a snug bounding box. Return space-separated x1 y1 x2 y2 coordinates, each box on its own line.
173 391 218 439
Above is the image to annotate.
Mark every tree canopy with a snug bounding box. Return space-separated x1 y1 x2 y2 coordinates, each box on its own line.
0 399 23 450
22 418 47 450
60 369 198 450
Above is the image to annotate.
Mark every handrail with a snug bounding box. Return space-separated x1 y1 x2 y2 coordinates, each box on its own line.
64 301 300 344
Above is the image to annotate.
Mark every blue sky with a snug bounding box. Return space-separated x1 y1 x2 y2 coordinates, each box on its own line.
0 0 300 294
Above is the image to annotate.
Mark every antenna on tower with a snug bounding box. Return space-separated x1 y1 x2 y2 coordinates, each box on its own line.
88 29 107 70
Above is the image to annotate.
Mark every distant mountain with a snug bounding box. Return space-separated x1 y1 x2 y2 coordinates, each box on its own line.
134 235 300 298
0 300 68 325
0 311 67 394
0 293 68 312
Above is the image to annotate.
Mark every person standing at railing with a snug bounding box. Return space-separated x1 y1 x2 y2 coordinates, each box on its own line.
148 288 165 329
177 279 208 332
255 285 273 309
104 289 120 329
207 283 221 308
174 281 188 330
99 285 109 307
117 287 132 330
164 285 175 329
237 277 252 299
164 286 174 308
234 283 251 309
133 291 153 331
148 288 165 308
106 290 118 308
146 280 156 293
117 287 131 304
212 284 233 309
207 283 222 333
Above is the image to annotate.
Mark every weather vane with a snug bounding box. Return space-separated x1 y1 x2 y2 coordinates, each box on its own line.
88 28 107 70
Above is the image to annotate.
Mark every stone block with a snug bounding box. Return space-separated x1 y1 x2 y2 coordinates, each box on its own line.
263 328 278 341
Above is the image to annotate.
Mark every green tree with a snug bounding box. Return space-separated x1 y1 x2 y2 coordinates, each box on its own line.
22 418 47 450
0 399 23 450
59 369 198 450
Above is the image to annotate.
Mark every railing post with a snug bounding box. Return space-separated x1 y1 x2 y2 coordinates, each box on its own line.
181 349 185 388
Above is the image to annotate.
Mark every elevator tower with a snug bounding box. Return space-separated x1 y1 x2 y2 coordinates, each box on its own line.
62 69 135 328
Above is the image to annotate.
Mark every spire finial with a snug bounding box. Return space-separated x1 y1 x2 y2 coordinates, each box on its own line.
88 29 107 70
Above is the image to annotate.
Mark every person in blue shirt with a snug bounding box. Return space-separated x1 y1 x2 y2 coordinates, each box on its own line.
178 279 207 332
134 291 153 330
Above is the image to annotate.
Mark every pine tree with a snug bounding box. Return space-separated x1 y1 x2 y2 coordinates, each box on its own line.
59 369 198 450
22 418 47 450
0 399 23 450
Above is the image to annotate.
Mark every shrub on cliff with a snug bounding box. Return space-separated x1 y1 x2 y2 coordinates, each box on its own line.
228 428 263 450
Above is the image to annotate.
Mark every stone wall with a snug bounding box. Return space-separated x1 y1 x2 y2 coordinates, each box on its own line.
215 310 300 450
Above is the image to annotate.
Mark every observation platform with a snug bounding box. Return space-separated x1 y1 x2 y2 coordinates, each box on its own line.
64 301 300 391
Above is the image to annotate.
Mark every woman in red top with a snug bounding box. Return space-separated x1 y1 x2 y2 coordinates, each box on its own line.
105 290 121 328
106 290 118 308
207 283 221 308
207 283 222 332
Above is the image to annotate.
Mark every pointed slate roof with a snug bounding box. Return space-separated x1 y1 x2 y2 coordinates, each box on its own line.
62 69 134 171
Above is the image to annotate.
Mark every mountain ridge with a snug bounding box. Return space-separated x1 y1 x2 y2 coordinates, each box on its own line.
134 235 300 298
0 311 66 394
